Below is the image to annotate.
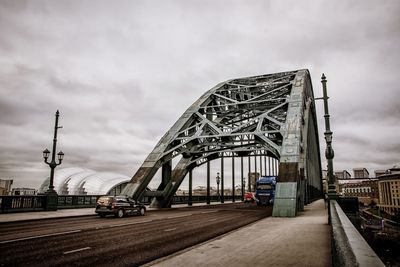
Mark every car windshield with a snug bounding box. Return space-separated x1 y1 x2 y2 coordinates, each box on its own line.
257 184 273 190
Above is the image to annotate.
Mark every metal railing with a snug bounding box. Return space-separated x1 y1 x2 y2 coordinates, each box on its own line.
0 194 243 213
0 195 99 213
57 195 99 209
0 195 47 213
172 195 242 204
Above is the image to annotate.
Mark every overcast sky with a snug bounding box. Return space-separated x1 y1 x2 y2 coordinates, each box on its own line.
1 0 399 190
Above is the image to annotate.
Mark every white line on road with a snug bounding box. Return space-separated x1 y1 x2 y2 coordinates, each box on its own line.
201 210 219 214
164 228 176 232
107 219 153 228
167 214 193 219
0 230 82 244
63 247 91 255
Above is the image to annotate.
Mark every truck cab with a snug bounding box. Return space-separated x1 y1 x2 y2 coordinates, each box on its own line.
255 176 277 206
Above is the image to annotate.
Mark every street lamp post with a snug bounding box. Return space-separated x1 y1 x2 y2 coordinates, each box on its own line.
321 74 338 224
216 172 220 201
42 110 64 210
242 177 246 200
321 74 337 198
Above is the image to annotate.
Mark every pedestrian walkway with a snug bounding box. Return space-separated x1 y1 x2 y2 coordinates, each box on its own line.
148 199 331 267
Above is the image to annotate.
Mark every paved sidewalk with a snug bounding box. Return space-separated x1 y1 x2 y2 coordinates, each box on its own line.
149 199 331 267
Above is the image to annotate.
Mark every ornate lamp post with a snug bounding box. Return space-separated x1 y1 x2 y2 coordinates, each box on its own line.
42 110 64 210
321 74 338 225
216 172 221 200
321 74 337 199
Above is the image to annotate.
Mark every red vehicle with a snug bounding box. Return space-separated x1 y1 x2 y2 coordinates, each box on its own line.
244 192 255 203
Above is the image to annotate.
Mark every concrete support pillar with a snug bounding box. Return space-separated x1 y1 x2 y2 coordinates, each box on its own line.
273 162 300 217
278 162 299 183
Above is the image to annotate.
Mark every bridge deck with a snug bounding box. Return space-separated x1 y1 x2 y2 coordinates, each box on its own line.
148 199 331 267
0 200 331 266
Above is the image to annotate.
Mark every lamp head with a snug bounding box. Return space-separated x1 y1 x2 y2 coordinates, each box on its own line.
42 149 50 160
57 151 64 163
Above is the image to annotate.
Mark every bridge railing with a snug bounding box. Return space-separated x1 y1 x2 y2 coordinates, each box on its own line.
172 195 242 204
57 195 99 209
330 199 385 267
0 194 243 213
0 195 99 213
0 195 47 213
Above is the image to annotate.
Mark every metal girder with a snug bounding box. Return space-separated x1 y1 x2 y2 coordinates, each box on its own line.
122 69 322 208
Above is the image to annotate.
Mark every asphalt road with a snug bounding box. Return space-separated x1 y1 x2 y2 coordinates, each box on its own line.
0 203 272 267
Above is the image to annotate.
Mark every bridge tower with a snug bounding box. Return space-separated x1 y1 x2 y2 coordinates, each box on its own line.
123 69 323 216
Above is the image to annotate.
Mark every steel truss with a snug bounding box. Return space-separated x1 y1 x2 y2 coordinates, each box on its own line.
123 69 322 208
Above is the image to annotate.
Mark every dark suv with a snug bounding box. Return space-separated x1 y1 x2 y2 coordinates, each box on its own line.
95 195 146 218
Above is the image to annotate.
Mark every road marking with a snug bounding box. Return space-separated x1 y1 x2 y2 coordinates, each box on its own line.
63 247 91 255
201 210 218 214
108 219 153 228
0 230 82 244
167 214 193 219
164 228 176 232
208 218 217 222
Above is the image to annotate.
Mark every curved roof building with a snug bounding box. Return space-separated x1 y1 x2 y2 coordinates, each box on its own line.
38 167 131 195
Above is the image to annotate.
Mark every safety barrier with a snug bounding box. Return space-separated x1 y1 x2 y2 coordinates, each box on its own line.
330 200 385 267
0 195 46 213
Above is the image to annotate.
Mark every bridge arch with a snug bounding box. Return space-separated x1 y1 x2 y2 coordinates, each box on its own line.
123 69 323 212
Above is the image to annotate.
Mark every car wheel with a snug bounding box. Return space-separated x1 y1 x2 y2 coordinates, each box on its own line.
115 209 124 218
99 213 106 218
139 207 145 216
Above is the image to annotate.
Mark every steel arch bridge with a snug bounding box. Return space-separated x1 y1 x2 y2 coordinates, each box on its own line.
123 69 323 215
